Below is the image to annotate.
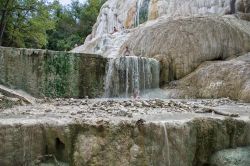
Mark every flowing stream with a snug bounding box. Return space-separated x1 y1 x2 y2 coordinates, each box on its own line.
104 56 160 98
163 123 171 166
135 0 150 26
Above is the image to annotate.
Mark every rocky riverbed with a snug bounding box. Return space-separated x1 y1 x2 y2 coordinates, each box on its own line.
1 98 248 124
0 98 250 166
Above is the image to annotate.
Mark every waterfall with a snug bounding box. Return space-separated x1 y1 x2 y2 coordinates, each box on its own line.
136 0 144 26
135 0 150 27
104 56 160 98
163 123 171 166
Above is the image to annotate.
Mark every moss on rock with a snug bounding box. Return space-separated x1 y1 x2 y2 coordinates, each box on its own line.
0 47 107 98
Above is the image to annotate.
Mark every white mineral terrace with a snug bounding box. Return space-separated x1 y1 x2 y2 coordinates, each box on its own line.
1 98 249 125
1 0 250 165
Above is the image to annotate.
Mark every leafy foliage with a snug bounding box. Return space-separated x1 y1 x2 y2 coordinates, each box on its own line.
0 0 55 48
46 0 106 51
0 0 106 50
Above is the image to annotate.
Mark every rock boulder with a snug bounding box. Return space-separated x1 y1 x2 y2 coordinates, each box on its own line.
122 16 250 83
209 146 250 166
171 53 250 102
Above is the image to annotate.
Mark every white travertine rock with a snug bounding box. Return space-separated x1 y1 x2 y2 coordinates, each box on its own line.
72 0 250 57
71 0 250 102
171 53 250 102
83 0 250 41
71 31 131 58
209 146 250 166
121 16 250 81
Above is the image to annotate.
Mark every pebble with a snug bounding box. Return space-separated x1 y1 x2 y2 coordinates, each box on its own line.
71 112 77 115
45 109 52 113
142 101 150 107
134 101 142 107
1 98 242 122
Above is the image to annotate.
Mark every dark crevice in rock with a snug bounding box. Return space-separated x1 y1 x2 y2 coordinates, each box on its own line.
45 145 48 154
230 0 236 14
55 137 65 159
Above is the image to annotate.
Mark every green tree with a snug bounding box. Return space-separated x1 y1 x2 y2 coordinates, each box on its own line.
0 0 15 45
46 0 83 51
46 0 106 51
0 0 106 50
0 0 56 48
80 0 106 38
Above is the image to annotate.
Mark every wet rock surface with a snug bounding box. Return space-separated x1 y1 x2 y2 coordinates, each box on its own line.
73 0 250 44
71 0 250 103
122 16 250 82
209 146 250 166
0 47 107 98
0 98 249 165
169 53 250 102
0 85 36 108
0 93 28 109
0 98 243 122
1 0 250 165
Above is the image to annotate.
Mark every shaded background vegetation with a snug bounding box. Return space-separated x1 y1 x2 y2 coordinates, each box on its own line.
0 0 106 51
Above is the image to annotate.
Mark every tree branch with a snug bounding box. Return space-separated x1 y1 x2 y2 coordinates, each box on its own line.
195 107 239 117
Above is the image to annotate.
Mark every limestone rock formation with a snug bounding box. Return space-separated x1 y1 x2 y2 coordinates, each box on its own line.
72 0 250 56
71 32 131 58
0 94 23 109
82 0 250 41
0 84 35 104
0 84 36 109
73 0 250 101
122 16 250 83
1 100 250 166
209 146 250 166
169 53 250 102
0 47 107 98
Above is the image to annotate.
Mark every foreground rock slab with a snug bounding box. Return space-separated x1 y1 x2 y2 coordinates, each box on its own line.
210 146 250 166
0 98 249 166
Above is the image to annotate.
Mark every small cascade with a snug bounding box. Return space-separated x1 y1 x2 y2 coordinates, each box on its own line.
104 56 160 98
135 0 150 27
162 123 171 166
135 0 144 26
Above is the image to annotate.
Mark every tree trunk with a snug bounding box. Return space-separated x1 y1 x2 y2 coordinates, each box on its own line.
0 0 11 45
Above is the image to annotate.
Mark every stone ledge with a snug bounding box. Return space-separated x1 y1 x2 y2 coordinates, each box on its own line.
0 47 107 98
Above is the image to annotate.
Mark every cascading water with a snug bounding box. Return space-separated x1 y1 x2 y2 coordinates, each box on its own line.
135 0 144 26
162 123 171 166
135 0 151 27
104 56 160 98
